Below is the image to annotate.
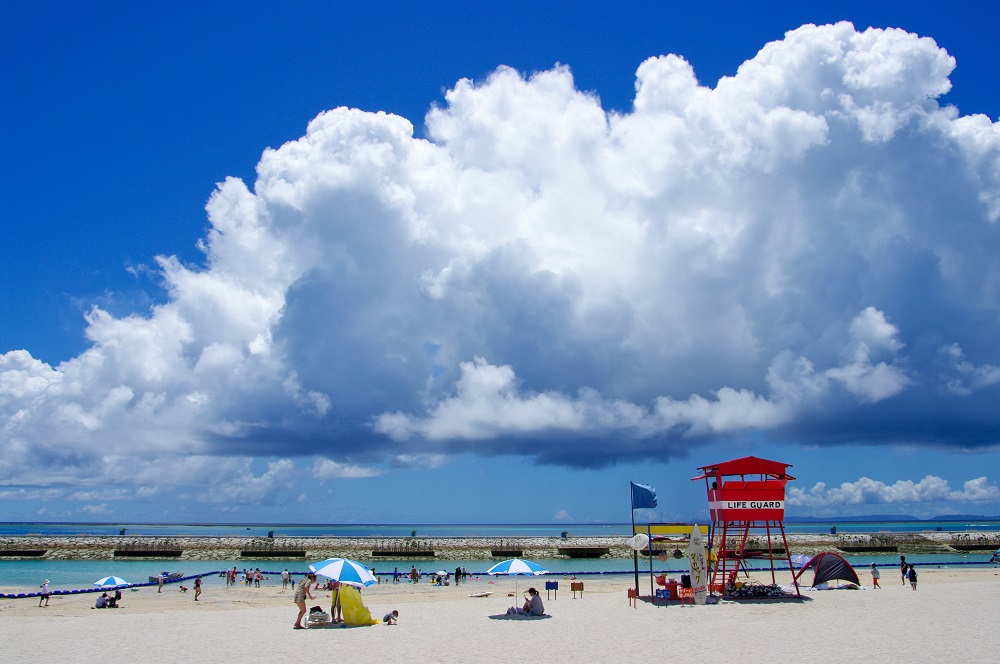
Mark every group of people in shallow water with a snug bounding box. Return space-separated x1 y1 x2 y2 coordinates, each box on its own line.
223 567 266 587
388 566 469 584
870 556 918 590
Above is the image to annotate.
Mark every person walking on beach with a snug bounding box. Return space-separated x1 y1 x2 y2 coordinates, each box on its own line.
870 563 880 589
899 555 907 585
907 564 918 590
38 579 50 607
293 573 316 629
393 567 400 583
194 576 202 601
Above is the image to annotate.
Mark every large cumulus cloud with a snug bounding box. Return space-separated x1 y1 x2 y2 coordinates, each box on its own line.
2 22 999 496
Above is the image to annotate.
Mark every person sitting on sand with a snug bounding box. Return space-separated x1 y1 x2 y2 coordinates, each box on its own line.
95 593 108 609
293 573 316 629
383 609 399 625
507 587 544 616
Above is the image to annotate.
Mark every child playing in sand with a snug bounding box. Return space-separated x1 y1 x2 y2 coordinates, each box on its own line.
383 610 399 624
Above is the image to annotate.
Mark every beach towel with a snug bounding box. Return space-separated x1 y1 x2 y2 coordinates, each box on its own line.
488 613 551 620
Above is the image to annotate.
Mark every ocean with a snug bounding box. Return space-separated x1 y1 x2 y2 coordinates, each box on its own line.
1 520 997 589
3 518 1000 538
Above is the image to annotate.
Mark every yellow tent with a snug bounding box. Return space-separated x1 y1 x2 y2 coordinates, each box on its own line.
339 585 379 626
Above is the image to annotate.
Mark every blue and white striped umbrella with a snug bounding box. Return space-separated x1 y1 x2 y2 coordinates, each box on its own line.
486 558 548 577
94 576 130 588
309 558 376 588
487 558 547 596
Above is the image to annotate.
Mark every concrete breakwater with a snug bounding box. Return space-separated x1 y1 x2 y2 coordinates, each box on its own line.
1 531 995 561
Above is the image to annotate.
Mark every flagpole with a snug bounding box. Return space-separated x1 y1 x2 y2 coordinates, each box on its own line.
631 484 639 598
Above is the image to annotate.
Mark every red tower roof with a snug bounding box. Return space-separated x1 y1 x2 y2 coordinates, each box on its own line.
692 455 795 480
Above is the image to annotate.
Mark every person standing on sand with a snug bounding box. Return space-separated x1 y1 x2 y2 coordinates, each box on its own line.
871 563 880 589
293 573 316 629
899 555 907 585
907 564 918 590
194 576 202 601
331 580 343 623
38 579 50 607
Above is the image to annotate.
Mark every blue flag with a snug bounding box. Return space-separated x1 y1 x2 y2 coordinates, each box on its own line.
630 482 657 509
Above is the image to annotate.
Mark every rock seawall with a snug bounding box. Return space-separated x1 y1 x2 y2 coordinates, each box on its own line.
2 531 995 561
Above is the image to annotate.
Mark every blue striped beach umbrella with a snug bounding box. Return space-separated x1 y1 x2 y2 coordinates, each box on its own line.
486 558 547 596
309 558 376 588
94 576 130 588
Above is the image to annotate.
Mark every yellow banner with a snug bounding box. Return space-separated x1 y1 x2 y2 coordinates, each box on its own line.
633 524 709 536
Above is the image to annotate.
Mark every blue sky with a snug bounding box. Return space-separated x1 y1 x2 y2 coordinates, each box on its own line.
2 1 999 525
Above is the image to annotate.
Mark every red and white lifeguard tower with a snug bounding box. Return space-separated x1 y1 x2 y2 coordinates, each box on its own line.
693 456 800 598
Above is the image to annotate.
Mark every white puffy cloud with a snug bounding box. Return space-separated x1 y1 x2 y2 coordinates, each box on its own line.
200 459 296 505
2 22 999 496
788 475 1000 509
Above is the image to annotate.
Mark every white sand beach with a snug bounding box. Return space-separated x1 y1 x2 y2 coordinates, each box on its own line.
2 567 997 663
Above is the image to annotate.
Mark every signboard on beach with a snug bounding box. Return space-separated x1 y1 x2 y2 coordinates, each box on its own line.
708 481 787 520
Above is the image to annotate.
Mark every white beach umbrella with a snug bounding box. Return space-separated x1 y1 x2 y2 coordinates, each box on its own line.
790 553 812 568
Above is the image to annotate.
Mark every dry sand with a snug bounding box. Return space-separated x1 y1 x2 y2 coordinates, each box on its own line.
2 567 997 663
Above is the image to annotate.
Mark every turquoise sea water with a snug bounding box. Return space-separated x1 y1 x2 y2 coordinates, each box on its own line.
2 520 998 589
2 552 997 591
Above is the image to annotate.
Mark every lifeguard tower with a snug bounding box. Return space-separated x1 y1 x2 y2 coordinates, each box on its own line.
693 456 799 598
